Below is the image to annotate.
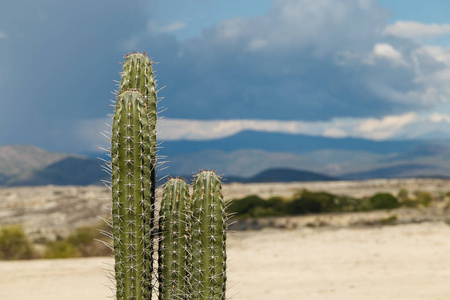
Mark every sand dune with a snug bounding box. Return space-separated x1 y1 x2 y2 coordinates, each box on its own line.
2 222 450 300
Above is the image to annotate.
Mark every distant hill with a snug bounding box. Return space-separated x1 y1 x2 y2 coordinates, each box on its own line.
9 157 107 186
342 164 432 180
160 130 420 156
243 168 337 183
342 163 450 180
167 168 338 184
0 145 106 187
2 133 450 186
162 149 321 178
0 145 68 184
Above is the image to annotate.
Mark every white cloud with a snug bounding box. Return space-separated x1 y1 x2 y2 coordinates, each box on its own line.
372 43 408 66
77 110 450 152
384 21 450 40
147 21 187 33
429 113 450 123
247 38 269 51
0 32 8 39
158 113 419 141
323 128 348 138
357 113 417 140
158 119 310 140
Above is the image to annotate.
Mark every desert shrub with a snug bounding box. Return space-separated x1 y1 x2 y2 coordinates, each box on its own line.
335 195 359 212
71 225 112 257
379 215 398 225
287 190 359 215
227 195 269 217
44 240 77 258
304 191 336 212
0 226 35 260
369 193 400 210
414 191 433 207
247 206 277 218
45 224 112 259
266 196 287 215
286 196 322 214
396 188 419 207
356 197 374 211
397 188 409 201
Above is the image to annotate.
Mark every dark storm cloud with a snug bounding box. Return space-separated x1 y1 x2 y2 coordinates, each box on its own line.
131 0 448 121
0 0 149 151
2 0 450 153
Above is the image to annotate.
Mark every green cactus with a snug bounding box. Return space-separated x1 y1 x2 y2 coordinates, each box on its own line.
111 90 156 299
119 52 158 235
119 52 157 165
110 52 158 300
110 53 227 300
159 178 192 299
190 171 227 299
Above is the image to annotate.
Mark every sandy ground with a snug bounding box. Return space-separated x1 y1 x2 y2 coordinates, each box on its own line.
2 222 450 300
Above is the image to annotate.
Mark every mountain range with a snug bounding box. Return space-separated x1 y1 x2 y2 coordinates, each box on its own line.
1 130 450 186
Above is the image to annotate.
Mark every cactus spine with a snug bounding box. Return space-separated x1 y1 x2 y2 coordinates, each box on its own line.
159 179 192 299
190 171 227 299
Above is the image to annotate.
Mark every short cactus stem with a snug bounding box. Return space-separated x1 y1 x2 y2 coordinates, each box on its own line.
111 90 155 300
190 171 227 299
159 178 192 299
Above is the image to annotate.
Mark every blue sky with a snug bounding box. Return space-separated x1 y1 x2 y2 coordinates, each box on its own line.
2 0 450 154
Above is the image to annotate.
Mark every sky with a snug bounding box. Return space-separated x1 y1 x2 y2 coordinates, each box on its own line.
2 0 450 154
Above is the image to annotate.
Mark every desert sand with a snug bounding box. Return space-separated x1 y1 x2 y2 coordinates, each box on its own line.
2 222 450 300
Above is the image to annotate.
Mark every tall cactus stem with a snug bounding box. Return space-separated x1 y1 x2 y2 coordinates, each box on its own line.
111 90 154 300
112 52 158 299
119 52 157 242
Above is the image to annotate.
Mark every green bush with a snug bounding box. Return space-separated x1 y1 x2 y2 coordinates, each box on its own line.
414 191 433 207
45 225 112 259
0 226 35 260
335 195 359 212
397 188 409 201
286 196 322 214
369 193 400 210
227 189 430 219
248 206 277 218
44 240 77 258
227 195 269 217
287 190 359 215
379 215 398 225
266 196 287 215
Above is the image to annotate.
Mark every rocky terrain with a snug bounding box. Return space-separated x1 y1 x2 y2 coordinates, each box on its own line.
1 178 450 241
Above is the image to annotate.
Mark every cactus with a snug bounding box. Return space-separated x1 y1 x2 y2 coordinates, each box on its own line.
110 53 227 300
159 173 227 300
111 56 158 300
111 90 154 299
190 171 227 299
119 52 158 240
159 178 192 299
